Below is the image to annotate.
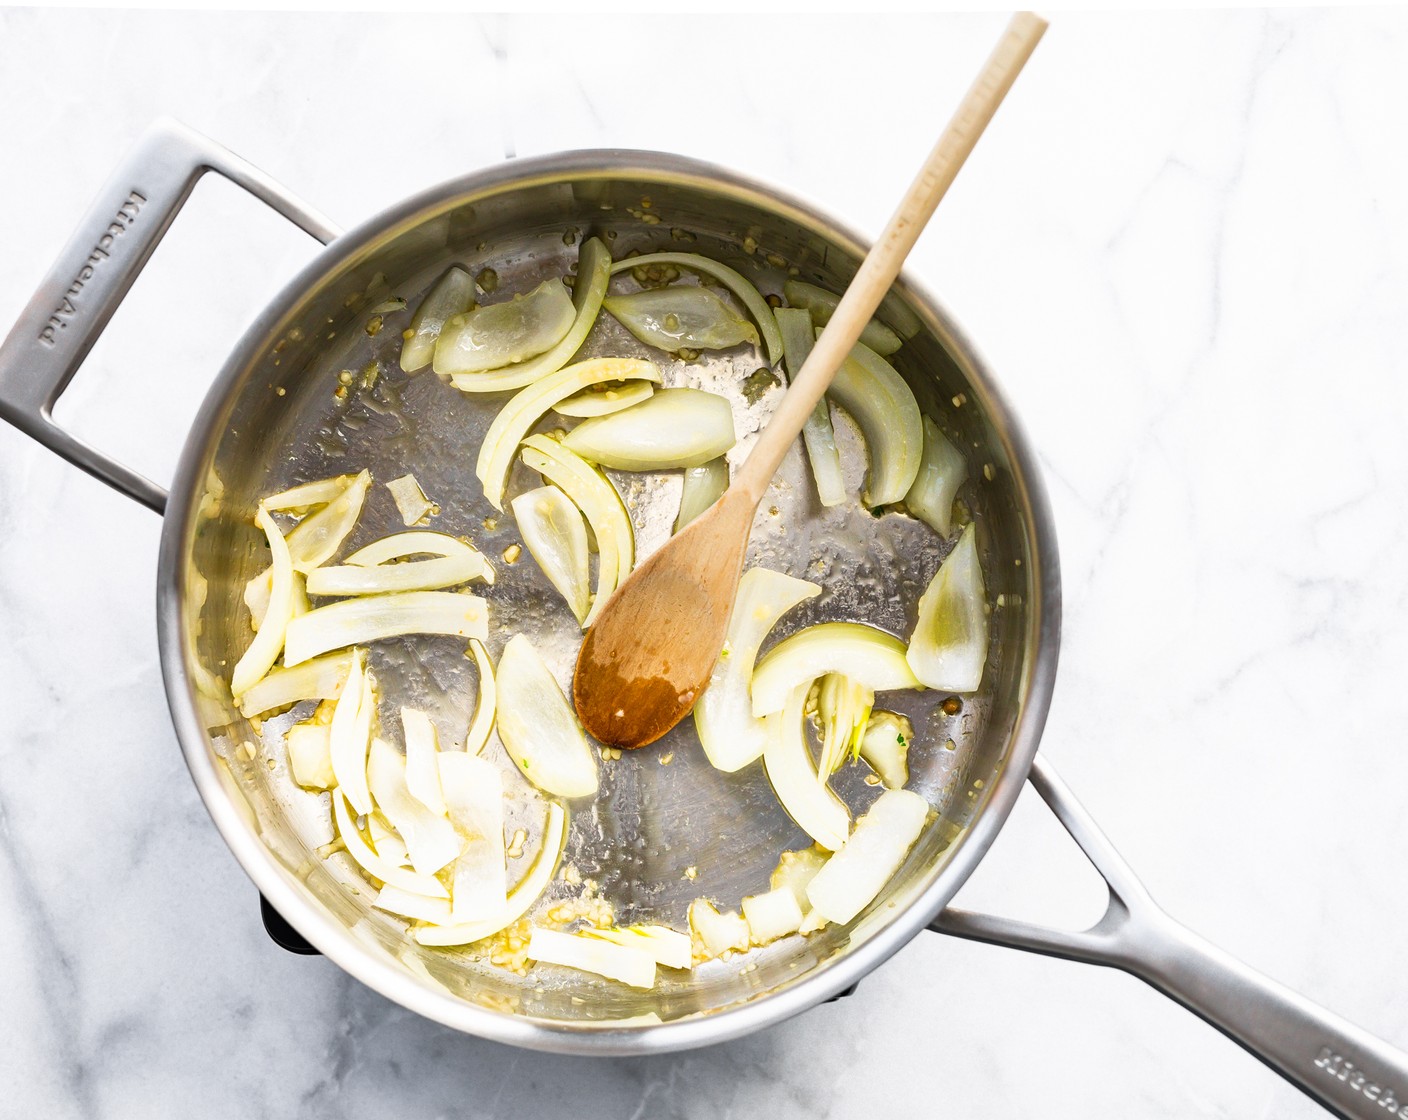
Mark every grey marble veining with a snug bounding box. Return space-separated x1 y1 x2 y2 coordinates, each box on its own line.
2 8 1408 1118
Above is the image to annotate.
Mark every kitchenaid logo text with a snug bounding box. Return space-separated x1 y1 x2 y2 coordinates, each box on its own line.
1315 1047 1408 1116
35 190 147 347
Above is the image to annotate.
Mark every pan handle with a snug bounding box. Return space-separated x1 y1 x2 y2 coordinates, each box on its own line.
0 118 341 514
931 756 1408 1120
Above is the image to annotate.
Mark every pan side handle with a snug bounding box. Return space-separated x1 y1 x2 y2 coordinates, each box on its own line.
0 118 341 514
931 756 1408 1120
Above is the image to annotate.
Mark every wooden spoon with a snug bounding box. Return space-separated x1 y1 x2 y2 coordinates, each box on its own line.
574 12 1048 749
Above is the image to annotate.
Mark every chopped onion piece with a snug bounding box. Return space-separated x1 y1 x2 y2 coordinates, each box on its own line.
333 790 449 899
675 456 728 533
306 535 487 597
784 279 903 356
806 789 930 926
777 307 845 507
476 356 662 510
527 927 656 989
368 738 460 877
415 801 566 945
742 886 804 945
386 473 435 527
512 484 591 624
329 650 374 815
521 435 634 627
610 252 783 364
264 474 357 513
553 380 655 418
751 621 922 719
283 591 488 667
694 567 820 772
438 750 507 923
798 907 830 935
763 686 850 852
373 884 452 924
907 522 987 692
858 710 914 789
346 530 494 585
231 506 295 697
495 634 598 799
464 639 496 755
689 899 750 960
582 925 692 970
905 416 969 537
822 336 923 506
815 673 874 780
433 278 575 375
562 388 736 471
286 721 334 790
286 470 372 573
237 650 354 717
401 708 445 816
368 812 410 868
445 237 613 392
605 286 759 353
770 846 829 912
401 266 475 373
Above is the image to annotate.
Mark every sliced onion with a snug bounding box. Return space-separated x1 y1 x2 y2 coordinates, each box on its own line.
777 307 845 508
286 721 334 790
770 846 829 912
231 506 295 697
237 649 354 717
386 473 435 527
433 278 575 376
742 885 804 944
373 884 453 924
553 379 655 418
905 416 969 537
495 634 598 799
815 673 874 780
907 522 987 692
675 456 728 533
401 266 475 373
464 639 497 755
694 567 820 772
511 484 591 624
476 356 661 510
286 469 372 573
805 788 929 925
333 790 449 898
604 286 758 353
264 474 357 513
414 801 566 945
368 812 410 868
610 252 783 364
368 738 460 876
688 898 750 960
763 686 850 852
562 388 736 471
401 707 445 816
306 535 488 597
858 711 913 790
346 530 493 584
527 927 656 989
784 279 903 356
329 650 374 816
438 750 507 923
822 336 923 506
444 237 612 390
582 925 692 970
751 621 922 719
283 591 489 667
521 435 633 627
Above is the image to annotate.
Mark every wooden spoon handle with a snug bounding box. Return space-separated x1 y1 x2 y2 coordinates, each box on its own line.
734 11 1048 505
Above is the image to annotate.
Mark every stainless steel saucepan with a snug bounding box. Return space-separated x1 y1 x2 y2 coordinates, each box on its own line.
2 119 1403 1118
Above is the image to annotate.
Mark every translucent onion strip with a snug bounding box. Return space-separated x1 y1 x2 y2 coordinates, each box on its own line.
231 506 295 697
907 522 988 692
333 790 449 899
237 649 354 717
400 266 475 373
464 639 497 755
777 307 845 508
675 457 728 533
751 622 922 719
823 336 924 506
368 738 460 877
562 388 736 471
604 286 758 353
815 673 874 781
286 470 372 573
762 686 850 852
346 531 493 584
434 278 576 375
806 789 929 926
783 279 903 356
742 886 804 945
446 237 612 392
438 751 507 923
905 416 969 538
475 356 662 510
401 707 446 816
286 721 335 790
373 884 452 924
329 649 374 815
283 591 489 667
495 635 598 799
609 252 783 365
582 925 692 970
553 380 654 418
263 474 357 513
306 534 488 597
511 484 591 624
527 927 656 989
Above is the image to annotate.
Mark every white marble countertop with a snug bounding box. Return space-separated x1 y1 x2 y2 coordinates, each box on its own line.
3 8 1407 1118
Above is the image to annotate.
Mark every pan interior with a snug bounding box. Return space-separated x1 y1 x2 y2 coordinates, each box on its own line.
175 162 1043 1030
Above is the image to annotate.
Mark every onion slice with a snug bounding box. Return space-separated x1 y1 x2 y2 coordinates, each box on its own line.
805 789 929 926
445 237 612 391
329 650 374 815
373 885 452 924
823 336 924 506
385 473 435 527
400 266 475 373
742 886 804 945
562 388 736 471
582 925 692 970
346 530 493 583
401 707 446 816
286 721 335 790
604 286 758 353
333 790 449 899
554 379 655 418
527 927 656 989
815 673 874 780
306 534 488 597
367 738 460 877
751 621 922 719
231 506 295 697
610 252 783 365
476 356 662 510
688 899 750 960
285 469 372 573
777 307 845 508
414 801 567 945
434 278 575 375
283 591 488 667
907 522 987 692
784 279 903 356
464 639 497 755
763 686 850 852
770 846 829 912
511 484 591 624
264 474 357 513
237 649 354 717
495 634 598 799
858 711 913 790
675 456 728 532
905 416 969 537
438 750 507 923
694 567 820 772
